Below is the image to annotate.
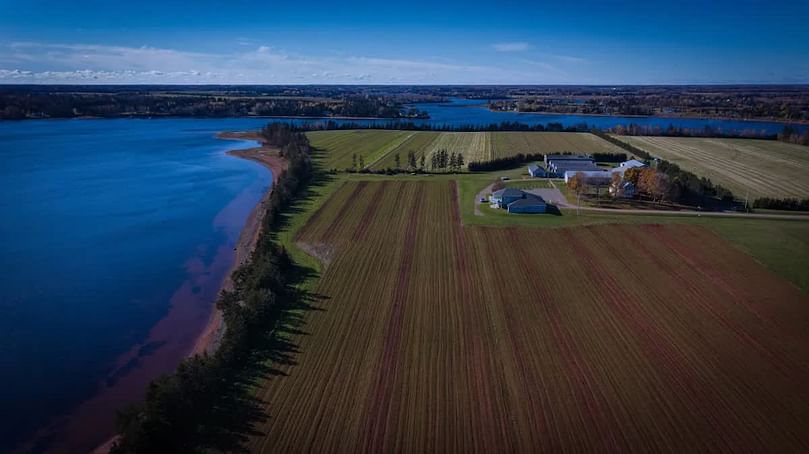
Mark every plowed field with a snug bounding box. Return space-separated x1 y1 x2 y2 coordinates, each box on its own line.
252 180 809 453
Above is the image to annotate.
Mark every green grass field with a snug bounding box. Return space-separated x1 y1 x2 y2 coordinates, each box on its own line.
306 130 414 170
612 136 809 199
491 131 626 158
307 130 632 171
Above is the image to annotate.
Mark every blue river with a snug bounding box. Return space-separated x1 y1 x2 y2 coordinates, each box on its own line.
0 101 804 451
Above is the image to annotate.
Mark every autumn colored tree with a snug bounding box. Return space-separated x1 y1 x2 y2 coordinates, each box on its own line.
610 172 623 198
638 168 671 202
623 167 642 185
567 172 587 214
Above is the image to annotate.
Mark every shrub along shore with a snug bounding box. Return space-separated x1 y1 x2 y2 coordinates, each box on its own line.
112 123 313 453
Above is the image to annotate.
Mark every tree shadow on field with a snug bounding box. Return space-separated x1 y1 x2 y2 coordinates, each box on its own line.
223 144 336 444
269 146 336 237
112 139 339 454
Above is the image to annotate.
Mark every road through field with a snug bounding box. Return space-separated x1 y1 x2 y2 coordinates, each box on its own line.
251 180 809 453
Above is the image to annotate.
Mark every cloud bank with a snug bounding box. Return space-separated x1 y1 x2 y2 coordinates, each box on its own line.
0 41 565 84
491 42 531 52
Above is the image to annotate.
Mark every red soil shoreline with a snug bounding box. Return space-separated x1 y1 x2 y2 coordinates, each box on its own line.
190 132 287 355
90 132 286 454
17 131 285 454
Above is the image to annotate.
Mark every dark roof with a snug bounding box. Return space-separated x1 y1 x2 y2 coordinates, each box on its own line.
492 188 524 198
527 164 540 171
553 162 600 171
547 155 593 162
508 196 546 207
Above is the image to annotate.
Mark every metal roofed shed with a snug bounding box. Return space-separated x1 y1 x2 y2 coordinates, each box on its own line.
507 193 547 213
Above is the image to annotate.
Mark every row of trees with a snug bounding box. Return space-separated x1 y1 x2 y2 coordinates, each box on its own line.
429 149 465 172
753 197 809 211
610 123 775 139
298 120 595 133
467 153 544 172
592 152 628 163
777 126 809 146
112 123 313 453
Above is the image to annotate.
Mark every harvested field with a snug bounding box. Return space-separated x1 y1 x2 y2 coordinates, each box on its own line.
613 136 809 199
491 131 626 159
306 130 414 170
422 131 493 163
308 131 629 171
253 180 809 453
372 131 441 169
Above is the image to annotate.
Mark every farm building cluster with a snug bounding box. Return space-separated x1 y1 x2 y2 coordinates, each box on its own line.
530 155 647 198
489 188 547 213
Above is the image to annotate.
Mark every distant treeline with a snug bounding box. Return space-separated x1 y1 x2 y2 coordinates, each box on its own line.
0 92 428 120
112 123 312 453
468 153 544 172
301 120 595 132
487 85 809 122
778 126 809 146
609 123 776 139
752 197 809 212
299 119 802 141
593 130 737 207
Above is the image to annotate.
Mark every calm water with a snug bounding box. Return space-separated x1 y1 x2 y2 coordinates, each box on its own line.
0 118 273 450
0 101 803 450
275 97 806 134
408 98 805 134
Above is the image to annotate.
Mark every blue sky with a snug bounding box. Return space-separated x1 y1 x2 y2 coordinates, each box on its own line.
0 0 807 84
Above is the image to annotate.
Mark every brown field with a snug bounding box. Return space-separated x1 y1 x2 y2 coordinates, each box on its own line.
251 180 809 453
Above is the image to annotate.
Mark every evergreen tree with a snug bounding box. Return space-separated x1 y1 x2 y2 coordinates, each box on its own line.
394 153 401 169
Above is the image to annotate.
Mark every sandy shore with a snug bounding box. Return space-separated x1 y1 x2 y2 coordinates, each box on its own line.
190 131 287 355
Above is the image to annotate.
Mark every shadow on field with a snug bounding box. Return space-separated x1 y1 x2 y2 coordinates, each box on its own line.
229 145 334 437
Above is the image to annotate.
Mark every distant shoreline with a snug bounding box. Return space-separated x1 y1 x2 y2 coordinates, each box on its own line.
485 107 809 126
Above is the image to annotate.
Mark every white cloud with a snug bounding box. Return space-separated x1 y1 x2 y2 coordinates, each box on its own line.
0 41 564 84
554 54 587 64
491 42 531 52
